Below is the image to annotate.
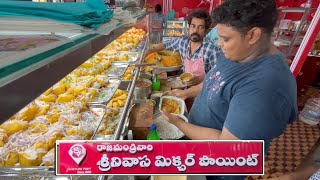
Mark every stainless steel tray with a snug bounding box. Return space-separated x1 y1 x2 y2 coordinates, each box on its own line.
87 78 121 105
106 62 129 77
163 28 185 37
92 107 126 140
0 105 107 177
167 20 186 29
117 51 140 63
151 65 183 72
121 67 136 82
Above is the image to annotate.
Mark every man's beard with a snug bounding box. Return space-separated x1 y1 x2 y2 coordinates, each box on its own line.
190 33 202 42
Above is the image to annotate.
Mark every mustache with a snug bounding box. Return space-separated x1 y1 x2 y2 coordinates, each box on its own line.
191 33 200 37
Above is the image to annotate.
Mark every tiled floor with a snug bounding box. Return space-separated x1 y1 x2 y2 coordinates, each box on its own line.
247 88 320 179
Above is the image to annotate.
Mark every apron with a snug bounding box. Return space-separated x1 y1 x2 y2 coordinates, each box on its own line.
184 43 206 111
184 42 206 81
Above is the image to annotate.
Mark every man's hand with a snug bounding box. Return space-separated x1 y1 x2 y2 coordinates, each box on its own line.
170 82 203 100
144 43 165 59
170 89 188 100
161 110 185 125
183 76 203 87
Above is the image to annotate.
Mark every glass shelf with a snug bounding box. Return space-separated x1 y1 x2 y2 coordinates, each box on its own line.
0 13 147 122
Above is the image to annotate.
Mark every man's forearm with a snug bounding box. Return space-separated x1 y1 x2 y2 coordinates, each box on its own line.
145 43 165 56
186 82 203 99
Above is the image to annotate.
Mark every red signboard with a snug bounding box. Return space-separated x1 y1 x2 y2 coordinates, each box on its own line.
56 140 264 175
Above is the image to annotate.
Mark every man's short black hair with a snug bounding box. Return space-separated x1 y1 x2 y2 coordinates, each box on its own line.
155 4 162 13
188 9 212 30
212 0 278 35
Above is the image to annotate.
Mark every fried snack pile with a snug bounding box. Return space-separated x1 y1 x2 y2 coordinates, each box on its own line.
161 99 180 114
122 67 134 81
145 51 182 67
168 24 183 28
107 89 129 108
166 29 183 37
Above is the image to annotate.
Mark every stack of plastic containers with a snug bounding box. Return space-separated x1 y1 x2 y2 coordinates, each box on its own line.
299 98 320 125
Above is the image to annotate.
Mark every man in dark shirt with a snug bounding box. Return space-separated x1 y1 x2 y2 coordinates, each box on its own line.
162 0 298 179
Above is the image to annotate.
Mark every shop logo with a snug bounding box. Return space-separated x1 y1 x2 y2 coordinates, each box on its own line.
68 144 87 165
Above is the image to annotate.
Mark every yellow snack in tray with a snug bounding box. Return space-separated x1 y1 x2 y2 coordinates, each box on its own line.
42 148 54 166
75 76 95 88
79 131 93 140
36 103 50 116
8 115 17 121
35 150 48 166
80 61 94 68
123 74 133 81
18 103 38 122
117 94 128 100
0 129 8 147
114 89 124 96
56 93 75 103
31 141 50 166
101 60 111 69
58 119 74 126
105 109 120 119
38 94 57 103
97 128 115 136
30 123 48 133
122 68 134 81
68 86 86 97
0 147 7 166
94 65 105 75
47 113 60 124
52 83 66 96
71 69 82 77
5 152 19 167
105 55 119 62
119 54 129 61
33 141 49 152
43 87 52 96
0 120 29 137
19 149 40 167
47 132 64 150
112 102 120 108
107 90 128 108
96 51 106 58
96 75 109 87
67 126 79 136
117 100 125 107
88 88 99 98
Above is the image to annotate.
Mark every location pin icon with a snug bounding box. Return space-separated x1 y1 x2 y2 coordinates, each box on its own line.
68 144 87 165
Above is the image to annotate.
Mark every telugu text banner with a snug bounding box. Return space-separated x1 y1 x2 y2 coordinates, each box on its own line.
56 140 264 175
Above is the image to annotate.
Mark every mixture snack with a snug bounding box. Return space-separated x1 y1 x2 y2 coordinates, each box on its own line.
0 120 29 137
107 89 128 108
0 129 8 147
180 73 193 82
161 99 180 114
0 27 147 168
136 79 151 88
145 51 182 67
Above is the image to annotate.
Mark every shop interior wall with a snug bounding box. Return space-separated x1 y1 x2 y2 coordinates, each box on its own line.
146 0 319 20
